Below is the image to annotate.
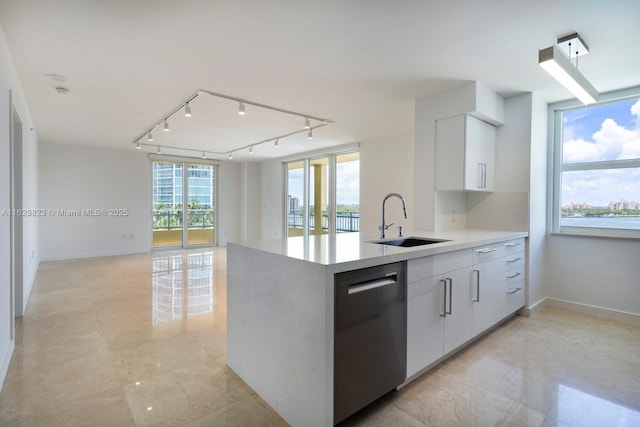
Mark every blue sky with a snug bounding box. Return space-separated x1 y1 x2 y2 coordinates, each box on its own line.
562 98 640 207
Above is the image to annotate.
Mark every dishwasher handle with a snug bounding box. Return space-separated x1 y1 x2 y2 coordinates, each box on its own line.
347 273 398 295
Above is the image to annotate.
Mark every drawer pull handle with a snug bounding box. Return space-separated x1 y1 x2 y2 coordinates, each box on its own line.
507 272 522 279
506 257 522 263
507 287 522 295
476 248 497 254
505 242 521 247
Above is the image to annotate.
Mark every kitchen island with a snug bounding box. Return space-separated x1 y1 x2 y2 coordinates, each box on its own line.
227 230 527 427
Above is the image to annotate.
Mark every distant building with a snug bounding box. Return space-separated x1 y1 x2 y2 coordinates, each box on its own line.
288 195 300 211
563 202 594 211
608 199 640 210
153 162 214 207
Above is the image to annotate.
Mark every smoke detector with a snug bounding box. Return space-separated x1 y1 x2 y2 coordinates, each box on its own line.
55 86 70 95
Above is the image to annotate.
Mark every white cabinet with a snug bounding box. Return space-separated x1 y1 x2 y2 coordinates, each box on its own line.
406 249 472 378
471 239 525 335
435 114 496 192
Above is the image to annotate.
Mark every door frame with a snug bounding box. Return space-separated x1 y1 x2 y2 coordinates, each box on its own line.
9 92 24 335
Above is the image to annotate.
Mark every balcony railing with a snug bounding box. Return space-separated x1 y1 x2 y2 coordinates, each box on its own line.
287 210 359 232
153 209 214 230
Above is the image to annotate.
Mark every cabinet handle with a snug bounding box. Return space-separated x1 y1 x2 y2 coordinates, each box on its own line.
476 247 497 254
477 163 483 188
507 272 522 279
440 279 447 317
507 287 522 295
472 269 480 302
446 278 453 315
506 257 522 263
482 163 487 188
505 242 521 248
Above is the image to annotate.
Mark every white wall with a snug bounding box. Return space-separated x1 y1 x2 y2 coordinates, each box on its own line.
360 135 414 238
260 159 284 240
0 24 39 390
39 143 151 260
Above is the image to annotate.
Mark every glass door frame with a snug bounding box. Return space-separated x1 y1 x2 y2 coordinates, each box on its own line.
283 146 359 238
150 154 219 250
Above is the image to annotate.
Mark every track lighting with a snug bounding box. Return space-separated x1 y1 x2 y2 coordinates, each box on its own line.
133 89 334 158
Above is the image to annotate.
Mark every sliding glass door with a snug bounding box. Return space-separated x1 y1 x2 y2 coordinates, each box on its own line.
285 150 359 237
153 160 216 248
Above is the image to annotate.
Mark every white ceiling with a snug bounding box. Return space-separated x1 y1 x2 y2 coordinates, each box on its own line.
1 0 639 161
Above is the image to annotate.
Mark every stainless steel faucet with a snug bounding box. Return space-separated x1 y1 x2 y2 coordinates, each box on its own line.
379 193 407 239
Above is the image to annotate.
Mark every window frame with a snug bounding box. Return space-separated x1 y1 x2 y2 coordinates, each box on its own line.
549 85 640 239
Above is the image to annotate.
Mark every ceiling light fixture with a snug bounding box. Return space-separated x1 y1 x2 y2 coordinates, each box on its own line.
157 145 162 154
249 146 253 154
201 151 206 159
132 89 334 157
274 138 279 148
228 152 233 160
539 32 599 105
136 141 141 150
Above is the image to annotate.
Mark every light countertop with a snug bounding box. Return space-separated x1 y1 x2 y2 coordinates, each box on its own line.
229 229 528 272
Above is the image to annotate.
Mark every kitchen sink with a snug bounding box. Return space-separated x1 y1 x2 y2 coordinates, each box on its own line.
369 237 450 247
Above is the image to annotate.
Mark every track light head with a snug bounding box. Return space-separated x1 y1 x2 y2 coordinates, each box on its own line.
238 102 245 115
157 145 162 154
136 141 141 150
163 119 170 132
148 132 153 142
228 152 233 160
304 117 310 129
249 146 253 154
274 138 279 148
308 129 313 140
185 103 192 117
201 151 206 159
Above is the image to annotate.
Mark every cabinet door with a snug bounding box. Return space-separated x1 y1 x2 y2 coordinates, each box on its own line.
443 268 473 354
471 258 503 336
464 116 495 192
407 277 445 377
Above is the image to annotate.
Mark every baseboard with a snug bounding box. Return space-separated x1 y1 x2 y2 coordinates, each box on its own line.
519 297 549 317
545 297 640 326
0 339 15 393
40 248 149 262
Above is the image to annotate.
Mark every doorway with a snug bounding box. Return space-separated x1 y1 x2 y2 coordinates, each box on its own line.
152 160 217 248
10 99 24 337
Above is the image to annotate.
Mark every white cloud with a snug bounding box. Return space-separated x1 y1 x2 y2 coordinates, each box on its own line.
564 118 640 163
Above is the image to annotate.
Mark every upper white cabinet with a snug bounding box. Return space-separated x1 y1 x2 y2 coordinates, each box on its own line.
435 114 496 192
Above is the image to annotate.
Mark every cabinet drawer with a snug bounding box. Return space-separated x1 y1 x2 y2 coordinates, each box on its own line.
408 249 472 283
407 257 434 283
473 238 525 264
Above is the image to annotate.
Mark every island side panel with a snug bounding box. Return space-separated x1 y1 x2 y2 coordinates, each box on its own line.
227 243 332 427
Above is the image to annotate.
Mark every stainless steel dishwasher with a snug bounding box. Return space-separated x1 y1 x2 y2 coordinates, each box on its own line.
334 261 407 424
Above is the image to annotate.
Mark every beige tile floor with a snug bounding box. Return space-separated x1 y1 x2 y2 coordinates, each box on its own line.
0 248 639 427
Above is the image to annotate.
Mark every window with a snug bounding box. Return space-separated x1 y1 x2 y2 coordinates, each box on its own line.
551 88 640 237
285 150 359 237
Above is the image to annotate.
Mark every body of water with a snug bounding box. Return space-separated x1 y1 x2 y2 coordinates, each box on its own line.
561 216 640 229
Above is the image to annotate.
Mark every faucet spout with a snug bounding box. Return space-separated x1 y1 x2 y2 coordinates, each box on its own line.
380 193 408 239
